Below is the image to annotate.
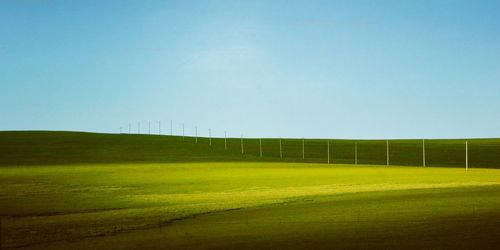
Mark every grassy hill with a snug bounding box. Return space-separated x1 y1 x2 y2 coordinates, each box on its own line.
2 131 500 249
2 163 500 249
1 131 500 168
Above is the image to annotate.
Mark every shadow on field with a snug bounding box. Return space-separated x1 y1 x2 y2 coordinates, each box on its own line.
18 187 500 250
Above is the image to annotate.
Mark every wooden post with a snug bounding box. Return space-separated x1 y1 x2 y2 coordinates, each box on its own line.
355 142 358 165
279 138 283 159
466 141 469 171
423 139 426 167
302 138 305 160
327 140 330 164
386 140 390 166
241 134 244 154
259 138 263 158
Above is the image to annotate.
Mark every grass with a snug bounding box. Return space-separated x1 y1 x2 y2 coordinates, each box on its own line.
1 131 500 168
1 162 500 249
1 131 500 249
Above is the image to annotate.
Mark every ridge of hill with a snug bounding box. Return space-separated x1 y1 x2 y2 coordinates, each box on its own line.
1 131 499 168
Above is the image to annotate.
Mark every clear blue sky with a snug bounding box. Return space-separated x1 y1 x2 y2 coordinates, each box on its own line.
1 0 499 139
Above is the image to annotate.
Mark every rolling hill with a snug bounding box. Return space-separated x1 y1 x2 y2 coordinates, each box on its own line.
1 131 500 168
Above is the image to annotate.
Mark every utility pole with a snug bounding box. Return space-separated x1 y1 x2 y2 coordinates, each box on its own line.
386 140 390 166
302 137 305 160
224 131 227 150
327 140 330 164
209 128 212 146
259 138 263 158
422 139 426 167
241 134 244 154
148 121 151 135
466 140 469 171
279 138 283 159
355 142 358 165
158 121 161 135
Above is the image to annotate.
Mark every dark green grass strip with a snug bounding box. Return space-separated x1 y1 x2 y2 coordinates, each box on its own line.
1 131 500 168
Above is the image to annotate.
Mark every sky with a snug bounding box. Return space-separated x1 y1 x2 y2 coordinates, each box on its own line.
1 0 499 139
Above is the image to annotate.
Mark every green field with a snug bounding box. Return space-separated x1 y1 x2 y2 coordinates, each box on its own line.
2 131 500 168
1 132 500 249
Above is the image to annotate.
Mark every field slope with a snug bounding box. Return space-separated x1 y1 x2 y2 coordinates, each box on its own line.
1 163 500 249
1 131 500 168
1 131 500 249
